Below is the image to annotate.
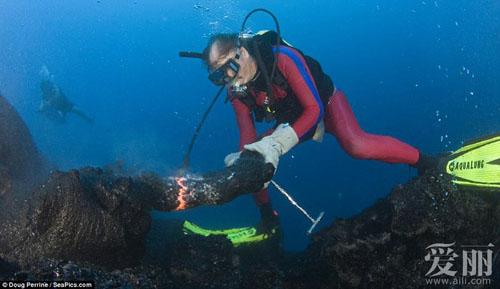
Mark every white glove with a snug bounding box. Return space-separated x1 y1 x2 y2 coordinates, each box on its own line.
224 151 241 167
243 123 299 171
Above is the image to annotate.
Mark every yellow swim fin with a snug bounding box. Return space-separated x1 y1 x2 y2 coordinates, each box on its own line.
182 220 274 247
445 133 500 189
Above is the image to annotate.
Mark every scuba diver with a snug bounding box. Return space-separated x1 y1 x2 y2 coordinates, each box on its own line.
178 9 454 245
38 66 93 124
196 30 438 236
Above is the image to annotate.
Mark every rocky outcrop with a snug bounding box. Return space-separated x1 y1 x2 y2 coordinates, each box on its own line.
0 168 151 268
285 170 499 289
0 161 274 269
0 95 274 269
0 95 46 197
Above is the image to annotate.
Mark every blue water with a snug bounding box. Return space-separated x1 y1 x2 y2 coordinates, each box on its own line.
1 0 499 251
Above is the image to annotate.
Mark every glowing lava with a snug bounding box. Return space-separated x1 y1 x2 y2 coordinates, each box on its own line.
175 177 189 211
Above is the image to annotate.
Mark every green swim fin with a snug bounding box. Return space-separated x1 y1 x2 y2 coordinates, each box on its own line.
444 133 500 189
182 220 275 247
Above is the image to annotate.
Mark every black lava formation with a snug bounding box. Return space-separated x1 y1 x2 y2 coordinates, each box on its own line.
0 94 498 288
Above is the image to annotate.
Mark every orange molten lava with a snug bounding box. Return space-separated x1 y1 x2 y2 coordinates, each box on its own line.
175 177 189 211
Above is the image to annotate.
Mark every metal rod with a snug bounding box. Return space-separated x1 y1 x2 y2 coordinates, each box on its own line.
271 180 315 222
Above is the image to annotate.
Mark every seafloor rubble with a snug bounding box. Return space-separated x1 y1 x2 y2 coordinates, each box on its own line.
0 95 498 288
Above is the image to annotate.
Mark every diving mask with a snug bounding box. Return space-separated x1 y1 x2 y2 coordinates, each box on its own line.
208 57 240 86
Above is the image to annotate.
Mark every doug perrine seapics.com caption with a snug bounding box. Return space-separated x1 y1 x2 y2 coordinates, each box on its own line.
1 281 94 288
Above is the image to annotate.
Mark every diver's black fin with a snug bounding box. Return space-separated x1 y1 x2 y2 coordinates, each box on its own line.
71 108 94 124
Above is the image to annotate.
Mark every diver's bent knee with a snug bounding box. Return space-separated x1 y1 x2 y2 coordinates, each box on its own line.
342 139 373 160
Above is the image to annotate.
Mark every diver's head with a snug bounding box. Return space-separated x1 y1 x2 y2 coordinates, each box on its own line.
203 33 257 87
39 65 51 81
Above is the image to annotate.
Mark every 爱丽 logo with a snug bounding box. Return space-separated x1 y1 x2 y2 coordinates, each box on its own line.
424 242 495 286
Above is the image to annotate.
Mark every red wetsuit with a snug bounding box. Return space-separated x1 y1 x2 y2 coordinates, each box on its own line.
231 45 420 206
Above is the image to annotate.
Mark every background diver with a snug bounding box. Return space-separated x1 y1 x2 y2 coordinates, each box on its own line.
38 66 93 124
192 30 439 239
